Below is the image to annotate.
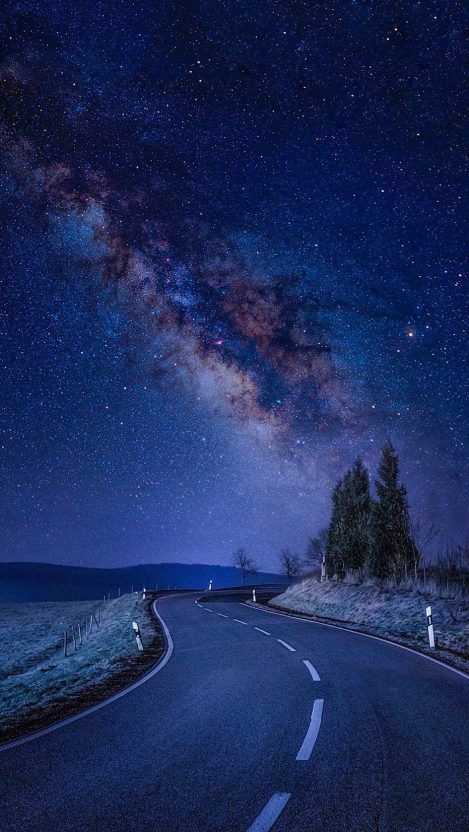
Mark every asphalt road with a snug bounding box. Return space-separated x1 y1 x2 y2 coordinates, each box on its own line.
0 591 468 832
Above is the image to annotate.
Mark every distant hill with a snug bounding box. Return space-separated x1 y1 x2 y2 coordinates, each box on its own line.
0 562 284 603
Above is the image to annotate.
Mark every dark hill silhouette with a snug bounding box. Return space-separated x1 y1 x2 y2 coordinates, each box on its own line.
0 561 283 603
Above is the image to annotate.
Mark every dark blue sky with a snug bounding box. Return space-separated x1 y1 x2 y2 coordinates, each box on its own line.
0 1 467 569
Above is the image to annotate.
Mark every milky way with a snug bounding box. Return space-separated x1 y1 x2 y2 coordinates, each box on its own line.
0 2 467 568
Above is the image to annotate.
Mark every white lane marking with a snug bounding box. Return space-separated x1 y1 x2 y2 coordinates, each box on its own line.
246 792 291 832
303 659 320 681
233 618 249 625
218 613 228 618
277 638 295 652
242 602 469 682
0 597 175 752
205 608 215 612
254 627 271 636
296 699 324 761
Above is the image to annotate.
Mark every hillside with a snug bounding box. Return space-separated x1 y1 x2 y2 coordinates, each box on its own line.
0 561 282 603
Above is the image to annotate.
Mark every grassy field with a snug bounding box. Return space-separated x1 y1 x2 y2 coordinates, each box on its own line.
271 578 469 673
0 593 164 744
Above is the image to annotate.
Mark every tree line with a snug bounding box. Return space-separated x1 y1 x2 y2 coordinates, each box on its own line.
324 443 418 582
233 443 418 584
233 442 466 594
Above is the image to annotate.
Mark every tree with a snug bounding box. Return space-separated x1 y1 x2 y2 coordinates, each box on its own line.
232 548 258 585
279 548 301 579
345 458 372 578
325 478 346 579
368 443 417 581
411 518 439 582
305 528 328 570
324 459 372 581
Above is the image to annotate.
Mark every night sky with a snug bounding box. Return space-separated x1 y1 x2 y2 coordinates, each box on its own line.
0 2 467 570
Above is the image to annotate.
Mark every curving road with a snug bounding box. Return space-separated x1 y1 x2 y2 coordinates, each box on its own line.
0 591 468 832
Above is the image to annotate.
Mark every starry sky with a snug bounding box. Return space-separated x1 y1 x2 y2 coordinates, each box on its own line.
0 1 467 570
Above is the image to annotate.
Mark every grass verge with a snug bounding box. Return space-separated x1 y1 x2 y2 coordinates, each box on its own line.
0 592 165 745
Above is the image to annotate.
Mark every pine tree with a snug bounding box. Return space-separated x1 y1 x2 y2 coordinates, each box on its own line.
326 478 346 579
346 459 372 578
368 443 417 581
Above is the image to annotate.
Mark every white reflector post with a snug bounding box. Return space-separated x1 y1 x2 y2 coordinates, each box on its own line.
133 621 144 651
426 605 435 649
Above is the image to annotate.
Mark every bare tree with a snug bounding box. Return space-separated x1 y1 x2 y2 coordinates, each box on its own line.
305 529 328 570
411 518 440 582
232 548 258 585
279 548 301 579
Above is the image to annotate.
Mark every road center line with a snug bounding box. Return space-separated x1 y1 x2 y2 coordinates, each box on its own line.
277 638 295 652
233 618 249 625
218 613 228 617
246 792 291 832
296 699 324 761
254 627 271 635
303 659 321 681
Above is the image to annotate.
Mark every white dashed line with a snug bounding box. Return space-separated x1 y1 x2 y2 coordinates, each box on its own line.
233 618 249 625
303 659 320 681
277 638 295 652
254 627 271 635
218 613 228 618
246 792 291 832
296 699 324 761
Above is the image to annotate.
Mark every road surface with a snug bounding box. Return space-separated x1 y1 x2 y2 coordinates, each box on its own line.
0 591 468 831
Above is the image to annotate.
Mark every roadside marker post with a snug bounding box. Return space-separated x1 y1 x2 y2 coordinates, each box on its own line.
208 579 212 591
253 588 257 603
426 606 435 648
133 621 144 651
63 630 68 657
321 554 327 582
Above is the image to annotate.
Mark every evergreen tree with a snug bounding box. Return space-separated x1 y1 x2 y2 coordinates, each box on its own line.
325 460 372 580
344 459 372 578
325 478 346 579
368 443 417 581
